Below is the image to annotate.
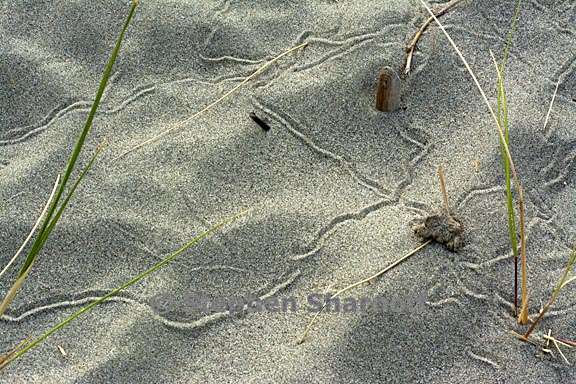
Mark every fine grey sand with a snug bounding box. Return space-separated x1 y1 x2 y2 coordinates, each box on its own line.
1 0 575 382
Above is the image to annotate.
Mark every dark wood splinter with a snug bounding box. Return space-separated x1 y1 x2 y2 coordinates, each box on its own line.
249 112 271 132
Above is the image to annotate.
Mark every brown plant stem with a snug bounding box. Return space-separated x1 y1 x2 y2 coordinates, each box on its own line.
437 165 450 213
404 0 465 74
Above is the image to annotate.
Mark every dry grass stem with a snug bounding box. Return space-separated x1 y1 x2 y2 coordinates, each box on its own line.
114 42 308 161
297 240 431 344
543 79 561 138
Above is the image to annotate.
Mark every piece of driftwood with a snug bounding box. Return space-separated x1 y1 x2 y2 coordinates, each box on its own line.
375 67 401 112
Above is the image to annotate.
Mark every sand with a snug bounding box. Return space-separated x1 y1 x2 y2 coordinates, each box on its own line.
1 0 575 382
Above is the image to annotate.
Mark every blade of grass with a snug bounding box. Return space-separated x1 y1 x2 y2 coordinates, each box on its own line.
496 74 519 314
0 144 106 315
0 209 248 371
21 0 139 274
496 0 523 316
500 0 523 74
0 0 139 316
0 175 60 281
0 338 31 368
523 247 576 340
418 0 529 325
490 51 529 324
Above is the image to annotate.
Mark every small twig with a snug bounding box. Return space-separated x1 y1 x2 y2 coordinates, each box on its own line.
545 335 575 350
511 330 538 345
515 328 574 365
512 330 567 364
114 42 308 160
437 165 450 213
538 331 554 357
404 0 465 74
297 240 431 344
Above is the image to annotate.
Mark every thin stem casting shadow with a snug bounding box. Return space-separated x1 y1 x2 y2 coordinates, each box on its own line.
297 240 431 345
437 165 450 212
114 42 308 161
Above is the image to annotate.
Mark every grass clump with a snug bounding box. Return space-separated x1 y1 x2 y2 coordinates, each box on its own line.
418 0 530 324
420 1 574 349
494 0 526 323
0 1 249 371
0 0 139 316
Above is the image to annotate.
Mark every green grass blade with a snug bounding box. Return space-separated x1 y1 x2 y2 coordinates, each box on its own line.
495 0 522 313
0 209 248 371
34 143 107 256
497 0 523 254
17 1 138 278
54 0 138 202
496 78 518 259
0 0 138 317
554 248 576 294
0 144 105 316
0 0 138 315
500 0 523 76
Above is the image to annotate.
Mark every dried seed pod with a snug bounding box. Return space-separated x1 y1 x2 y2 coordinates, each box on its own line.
375 67 401 112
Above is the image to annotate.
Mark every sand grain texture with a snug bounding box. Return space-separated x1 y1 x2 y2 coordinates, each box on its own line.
1 0 575 383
